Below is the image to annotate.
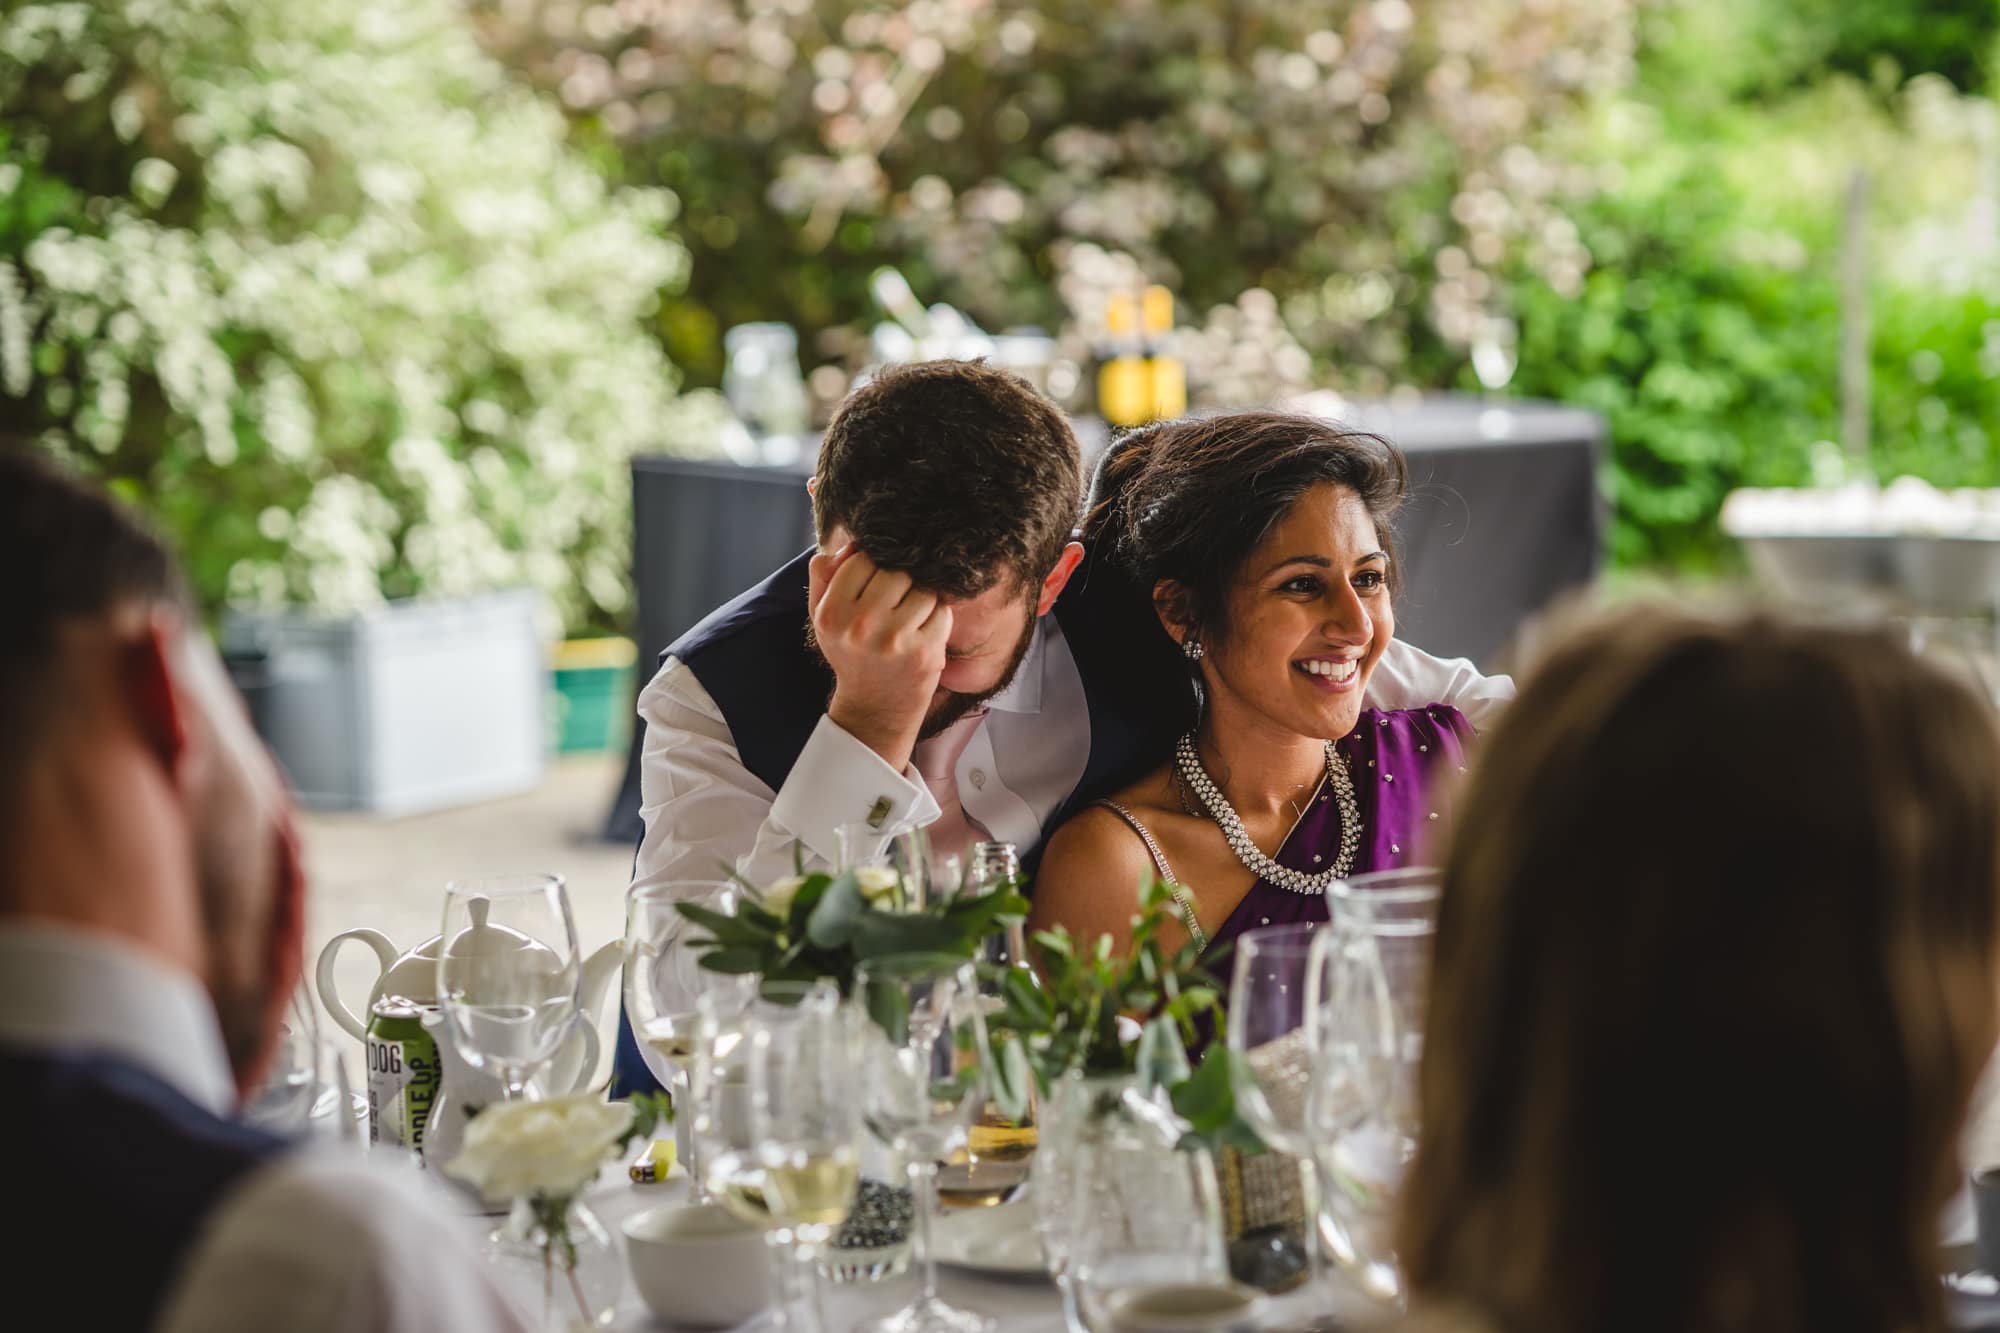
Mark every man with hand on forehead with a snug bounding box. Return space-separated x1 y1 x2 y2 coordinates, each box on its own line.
626 358 1511 904
0 449 527 1333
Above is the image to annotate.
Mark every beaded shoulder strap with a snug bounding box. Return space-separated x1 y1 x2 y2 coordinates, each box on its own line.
1093 801 1206 953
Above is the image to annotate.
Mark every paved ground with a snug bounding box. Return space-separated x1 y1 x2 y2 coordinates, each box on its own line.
301 752 635 1081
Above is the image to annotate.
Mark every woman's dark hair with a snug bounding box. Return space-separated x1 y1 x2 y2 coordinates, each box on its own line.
1081 410 1408 646
1398 604 2000 1333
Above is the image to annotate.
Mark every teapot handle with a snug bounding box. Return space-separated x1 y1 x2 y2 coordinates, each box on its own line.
316 929 399 1041
569 1020 603 1093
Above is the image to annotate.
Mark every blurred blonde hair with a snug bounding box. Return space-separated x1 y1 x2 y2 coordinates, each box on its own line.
1397 603 2000 1333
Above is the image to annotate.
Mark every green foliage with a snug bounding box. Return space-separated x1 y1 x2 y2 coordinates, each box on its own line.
981 876 1264 1154
0 0 722 634
675 866 1030 1000
1497 6 2000 571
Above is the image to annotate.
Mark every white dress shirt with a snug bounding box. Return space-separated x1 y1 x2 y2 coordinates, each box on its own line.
0 922 529 1333
631 619 1513 896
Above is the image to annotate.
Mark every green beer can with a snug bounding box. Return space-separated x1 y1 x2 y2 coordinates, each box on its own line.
366 995 441 1155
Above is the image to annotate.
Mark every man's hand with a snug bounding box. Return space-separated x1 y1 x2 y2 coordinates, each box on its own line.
809 544 951 771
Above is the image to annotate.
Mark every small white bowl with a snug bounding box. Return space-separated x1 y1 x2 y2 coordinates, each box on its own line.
623 1201 773 1327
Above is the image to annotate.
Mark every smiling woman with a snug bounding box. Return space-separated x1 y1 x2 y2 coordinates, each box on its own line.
1028 412 1478 962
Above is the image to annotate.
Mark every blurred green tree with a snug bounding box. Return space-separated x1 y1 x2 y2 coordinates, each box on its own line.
0 0 722 633
474 0 1637 399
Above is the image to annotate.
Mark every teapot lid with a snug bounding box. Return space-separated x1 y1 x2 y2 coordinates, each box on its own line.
445 894 554 959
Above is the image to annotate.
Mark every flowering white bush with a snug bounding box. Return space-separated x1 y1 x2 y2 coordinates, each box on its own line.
0 0 723 631
447 1092 634 1201
479 0 1639 402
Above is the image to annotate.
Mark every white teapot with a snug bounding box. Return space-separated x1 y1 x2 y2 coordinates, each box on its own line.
316 922 622 1089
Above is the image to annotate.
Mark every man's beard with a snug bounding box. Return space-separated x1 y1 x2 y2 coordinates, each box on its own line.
917 610 1036 740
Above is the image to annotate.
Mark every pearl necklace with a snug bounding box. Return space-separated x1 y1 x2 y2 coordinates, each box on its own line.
1174 732 1361 894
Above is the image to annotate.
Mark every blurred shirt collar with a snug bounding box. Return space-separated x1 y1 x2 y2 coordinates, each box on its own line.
0 920 236 1116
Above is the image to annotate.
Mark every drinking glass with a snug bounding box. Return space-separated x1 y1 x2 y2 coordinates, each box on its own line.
627 881 757 1198
696 981 851 1333
437 874 581 1101
854 953 994 1333
1306 867 1440 1307
1228 922 1326 1297
241 986 321 1134
835 821 939 907
1063 1082 1230 1331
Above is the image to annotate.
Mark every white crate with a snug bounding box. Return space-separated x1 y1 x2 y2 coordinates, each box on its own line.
221 590 547 815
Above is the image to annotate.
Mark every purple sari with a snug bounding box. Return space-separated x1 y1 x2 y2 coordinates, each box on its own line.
1203 705 1477 962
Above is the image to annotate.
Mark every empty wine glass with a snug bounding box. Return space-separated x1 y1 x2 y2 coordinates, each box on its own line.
438 875 581 1101
854 953 994 1333
241 986 321 1134
1307 867 1440 1307
835 821 938 907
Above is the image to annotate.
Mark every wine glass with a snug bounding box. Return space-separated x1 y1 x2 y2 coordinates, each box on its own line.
1228 922 1327 1294
241 985 321 1134
697 981 852 1333
437 874 582 1101
627 881 757 1199
853 953 994 1333
835 821 939 907
1306 867 1440 1307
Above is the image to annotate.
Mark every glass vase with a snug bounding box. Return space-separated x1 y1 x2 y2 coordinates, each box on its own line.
1034 1072 1229 1333
494 1195 622 1330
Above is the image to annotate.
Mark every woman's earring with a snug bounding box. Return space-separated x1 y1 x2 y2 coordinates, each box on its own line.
1182 637 1205 661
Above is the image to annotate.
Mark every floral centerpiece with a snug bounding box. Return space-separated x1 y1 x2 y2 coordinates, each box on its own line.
448 1091 671 1329
983 877 1263 1153
675 856 1029 1274
673 859 1029 996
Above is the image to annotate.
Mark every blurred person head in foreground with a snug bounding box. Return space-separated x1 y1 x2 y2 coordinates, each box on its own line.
0 446 526 1333
0 449 302 1092
1398 604 2000 1333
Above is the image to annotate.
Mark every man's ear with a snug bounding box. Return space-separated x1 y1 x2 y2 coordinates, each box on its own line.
1152 579 1196 648
124 614 193 782
1035 542 1086 617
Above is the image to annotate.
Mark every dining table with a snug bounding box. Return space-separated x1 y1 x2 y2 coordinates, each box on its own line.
484 1159 1383 1332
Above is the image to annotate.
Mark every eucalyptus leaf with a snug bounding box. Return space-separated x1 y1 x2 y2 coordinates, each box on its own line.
699 947 765 974
851 910 964 957
805 873 865 948
865 978 912 1046
1135 1014 1191 1092
674 901 767 948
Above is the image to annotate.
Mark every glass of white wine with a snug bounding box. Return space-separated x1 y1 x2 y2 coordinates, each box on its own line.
854 953 994 1333
699 981 859 1333
624 881 756 1199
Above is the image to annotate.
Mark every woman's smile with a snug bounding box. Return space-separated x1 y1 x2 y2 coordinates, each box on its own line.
1294 653 1363 691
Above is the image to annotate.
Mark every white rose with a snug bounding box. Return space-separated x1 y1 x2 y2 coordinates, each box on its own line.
761 874 807 917
445 1092 633 1201
853 865 902 906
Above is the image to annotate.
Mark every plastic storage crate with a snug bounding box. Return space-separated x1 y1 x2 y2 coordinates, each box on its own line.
221 590 547 815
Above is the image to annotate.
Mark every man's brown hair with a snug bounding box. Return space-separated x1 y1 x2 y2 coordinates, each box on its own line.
0 445 191 768
811 360 1083 599
1398 604 2000 1333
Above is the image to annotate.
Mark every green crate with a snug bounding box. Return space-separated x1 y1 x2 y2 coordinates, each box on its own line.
551 638 637 754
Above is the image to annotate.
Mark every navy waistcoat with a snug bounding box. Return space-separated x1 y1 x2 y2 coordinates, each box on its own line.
609 546 1191 1099
0 1048 287 1331
666 545 1195 857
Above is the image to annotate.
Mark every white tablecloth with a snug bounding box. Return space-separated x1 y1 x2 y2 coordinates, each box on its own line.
479 1164 1358 1332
